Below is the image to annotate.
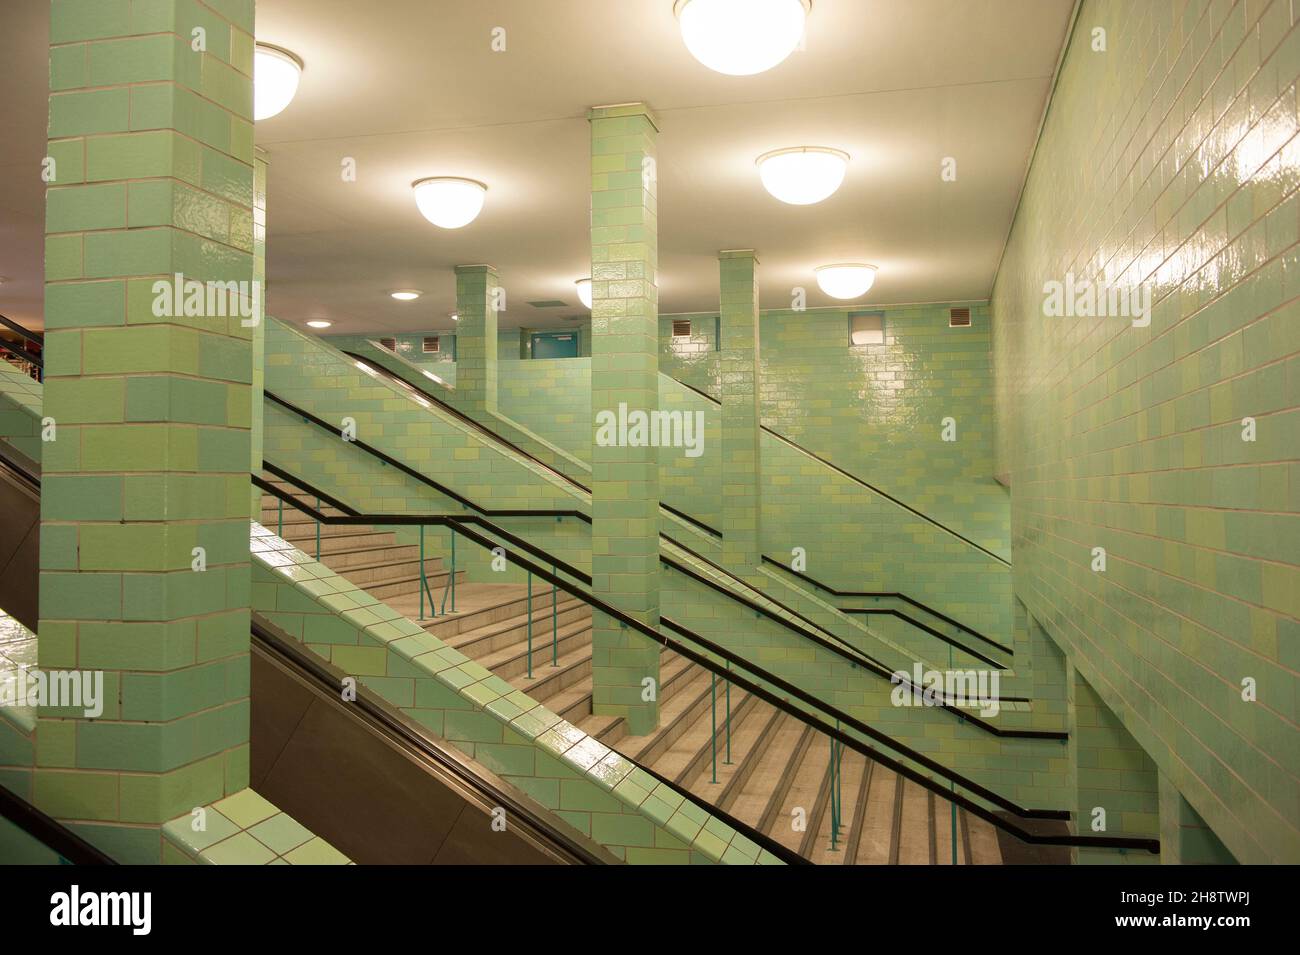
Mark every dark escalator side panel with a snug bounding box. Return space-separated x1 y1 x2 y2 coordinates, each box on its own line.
250 632 591 865
0 451 39 633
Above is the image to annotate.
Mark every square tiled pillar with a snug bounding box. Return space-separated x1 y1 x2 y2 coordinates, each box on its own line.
719 251 762 572
36 0 256 863
588 103 660 735
454 264 499 413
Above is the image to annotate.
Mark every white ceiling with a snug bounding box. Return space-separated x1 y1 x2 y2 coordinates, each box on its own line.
0 0 1075 333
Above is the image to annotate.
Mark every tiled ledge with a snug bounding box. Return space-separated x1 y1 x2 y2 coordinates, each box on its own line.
163 788 350 865
249 522 780 865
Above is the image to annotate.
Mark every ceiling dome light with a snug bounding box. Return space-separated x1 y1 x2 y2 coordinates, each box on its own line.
757 147 848 205
815 264 877 300
412 177 487 229
390 290 421 301
254 44 303 121
674 0 809 76
306 320 332 329
575 279 593 309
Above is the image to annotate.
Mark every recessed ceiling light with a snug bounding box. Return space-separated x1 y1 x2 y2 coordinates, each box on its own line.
254 44 303 121
674 0 809 76
757 147 848 205
815 264 876 300
390 290 421 301
449 312 459 322
306 320 332 329
575 279 593 309
412 177 488 229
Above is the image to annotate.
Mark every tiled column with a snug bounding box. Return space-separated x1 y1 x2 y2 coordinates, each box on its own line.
454 264 499 413
718 250 762 572
249 148 267 516
588 103 660 735
37 0 256 863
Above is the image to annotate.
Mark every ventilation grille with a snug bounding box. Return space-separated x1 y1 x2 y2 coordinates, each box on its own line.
378 337 397 351
949 307 972 327
528 300 568 309
671 319 692 338
422 336 440 354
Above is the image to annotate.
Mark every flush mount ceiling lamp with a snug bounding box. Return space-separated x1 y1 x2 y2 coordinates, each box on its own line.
253 43 303 121
306 320 332 329
674 0 810 76
757 147 849 205
575 279 593 309
412 177 488 229
815 263 877 300
390 290 421 301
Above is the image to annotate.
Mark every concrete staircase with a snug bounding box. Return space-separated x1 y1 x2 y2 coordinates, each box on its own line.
261 476 1003 864
258 479 464 603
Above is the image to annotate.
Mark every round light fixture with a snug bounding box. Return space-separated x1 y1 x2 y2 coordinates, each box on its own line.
412 177 488 229
390 290 421 301
575 279 593 309
756 147 848 204
306 320 332 329
253 44 303 121
674 0 809 76
815 264 877 300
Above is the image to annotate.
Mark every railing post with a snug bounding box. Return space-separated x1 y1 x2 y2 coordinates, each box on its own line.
526 570 533 679
710 671 718 784
551 563 558 667
276 496 282 537
724 662 732 765
314 496 320 559
419 526 426 621
950 641 958 865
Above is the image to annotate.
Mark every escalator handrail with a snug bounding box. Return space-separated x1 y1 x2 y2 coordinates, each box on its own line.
253 467 1160 854
250 616 615 866
0 782 117 864
0 314 42 346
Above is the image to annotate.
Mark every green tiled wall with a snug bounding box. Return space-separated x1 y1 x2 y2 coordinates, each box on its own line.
661 303 1008 557
719 252 763 571
991 0 1300 862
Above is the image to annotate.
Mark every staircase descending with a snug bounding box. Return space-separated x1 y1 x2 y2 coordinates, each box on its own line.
259 476 1005 864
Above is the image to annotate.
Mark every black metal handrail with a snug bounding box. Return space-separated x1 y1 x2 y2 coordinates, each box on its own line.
670 375 1010 567
263 462 1041 733
342 349 723 539
762 556 1015 656
254 467 1159 854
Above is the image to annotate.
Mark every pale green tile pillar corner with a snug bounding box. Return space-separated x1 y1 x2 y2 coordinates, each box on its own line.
1069 665 1160 865
588 103 661 735
1157 773 1237 865
249 147 268 516
454 264 500 413
718 250 762 575
37 0 257 864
